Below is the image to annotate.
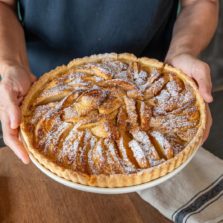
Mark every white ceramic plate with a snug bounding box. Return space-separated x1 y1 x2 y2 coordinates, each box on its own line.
30 150 197 194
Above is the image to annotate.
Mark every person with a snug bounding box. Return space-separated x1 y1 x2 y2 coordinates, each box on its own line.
0 0 218 164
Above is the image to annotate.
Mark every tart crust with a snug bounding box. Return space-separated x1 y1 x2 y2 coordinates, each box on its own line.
20 53 206 187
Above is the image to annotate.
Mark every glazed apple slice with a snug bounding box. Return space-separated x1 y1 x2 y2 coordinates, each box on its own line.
150 131 174 160
98 96 122 114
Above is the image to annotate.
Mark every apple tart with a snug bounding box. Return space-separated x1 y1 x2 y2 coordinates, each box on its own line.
20 53 206 187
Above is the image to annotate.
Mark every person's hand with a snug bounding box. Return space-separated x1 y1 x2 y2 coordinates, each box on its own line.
0 61 36 163
165 53 212 143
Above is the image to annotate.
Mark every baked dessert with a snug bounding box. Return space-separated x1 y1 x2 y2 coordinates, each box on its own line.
20 53 206 187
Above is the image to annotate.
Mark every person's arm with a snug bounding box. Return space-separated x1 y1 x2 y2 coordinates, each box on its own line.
0 1 29 68
0 0 36 163
165 0 219 141
166 0 218 102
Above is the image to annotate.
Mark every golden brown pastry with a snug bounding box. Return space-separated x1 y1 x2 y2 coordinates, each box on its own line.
20 53 206 187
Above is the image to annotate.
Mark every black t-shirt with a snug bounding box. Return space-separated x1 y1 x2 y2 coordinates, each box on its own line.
18 0 178 76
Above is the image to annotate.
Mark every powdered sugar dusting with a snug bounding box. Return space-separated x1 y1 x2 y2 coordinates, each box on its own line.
131 129 160 165
40 84 71 97
118 137 136 173
27 57 200 175
31 103 55 124
129 139 148 168
133 70 148 89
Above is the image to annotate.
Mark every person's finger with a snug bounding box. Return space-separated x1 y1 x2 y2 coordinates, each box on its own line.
202 105 212 144
0 84 21 129
192 62 213 103
17 95 24 105
1 112 30 164
30 73 37 83
9 105 21 129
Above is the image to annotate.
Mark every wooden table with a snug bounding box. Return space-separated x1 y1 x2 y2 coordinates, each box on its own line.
0 147 171 223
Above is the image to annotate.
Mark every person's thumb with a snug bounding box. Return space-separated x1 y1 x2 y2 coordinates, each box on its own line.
30 73 37 83
9 103 21 129
192 62 213 103
0 84 21 129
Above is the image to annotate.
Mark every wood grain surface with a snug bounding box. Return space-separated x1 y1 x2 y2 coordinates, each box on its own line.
0 147 172 223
